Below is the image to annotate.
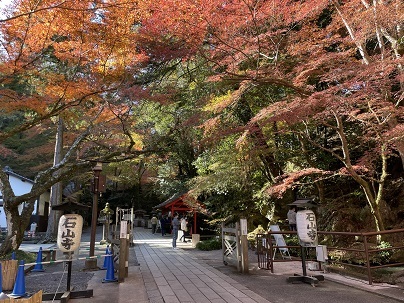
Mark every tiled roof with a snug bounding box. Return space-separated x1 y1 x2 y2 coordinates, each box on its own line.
3 166 34 184
154 192 187 209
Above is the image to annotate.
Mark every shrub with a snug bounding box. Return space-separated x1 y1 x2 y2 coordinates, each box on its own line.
196 238 222 251
328 241 394 266
284 236 301 257
371 241 394 265
0 250 36 263
247 225 267 250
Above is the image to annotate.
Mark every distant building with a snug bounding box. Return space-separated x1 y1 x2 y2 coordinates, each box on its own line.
0 167 50 232
153 192 207 235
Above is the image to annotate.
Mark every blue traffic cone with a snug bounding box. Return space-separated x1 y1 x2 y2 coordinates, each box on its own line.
102 254 117 283
11 252 16 260
102 246 110 270
0 263 9 300
32 247 44 272
9 260 27 298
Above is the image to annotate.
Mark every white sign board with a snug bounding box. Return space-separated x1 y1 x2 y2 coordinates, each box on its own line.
57 214 83 253
269 225 288 253
240 219 248 236
120 220 128 238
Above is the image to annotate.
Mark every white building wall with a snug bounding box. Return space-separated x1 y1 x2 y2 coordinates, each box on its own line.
0 173 48 230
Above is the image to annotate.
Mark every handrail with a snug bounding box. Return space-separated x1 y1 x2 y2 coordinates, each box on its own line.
319 228 404 237
257 228 404 285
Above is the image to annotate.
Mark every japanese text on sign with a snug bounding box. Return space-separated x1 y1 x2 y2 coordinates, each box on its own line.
61 217 77 250
296 209 318 246
305 212 317 241
57 214 83 253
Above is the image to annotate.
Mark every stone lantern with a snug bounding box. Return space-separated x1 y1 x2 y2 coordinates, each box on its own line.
100 202 114 245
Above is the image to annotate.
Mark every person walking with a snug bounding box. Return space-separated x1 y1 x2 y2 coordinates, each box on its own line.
171 213 180 249
179 216 189 242
287 206 297 231
151 215 158 234
160 216 166 236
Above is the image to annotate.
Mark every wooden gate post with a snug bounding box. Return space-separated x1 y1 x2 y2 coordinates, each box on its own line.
125 231 129 277
118 221 128 282
236 221 241 272
221 222 225 262
240 219 249 274
223 221 247 272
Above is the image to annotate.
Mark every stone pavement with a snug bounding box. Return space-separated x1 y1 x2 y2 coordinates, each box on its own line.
20 227 404 302
74 228 272 303
77 227 404 303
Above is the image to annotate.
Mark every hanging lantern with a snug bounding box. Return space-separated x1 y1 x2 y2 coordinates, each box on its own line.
296 210 318 244
57 214 83 253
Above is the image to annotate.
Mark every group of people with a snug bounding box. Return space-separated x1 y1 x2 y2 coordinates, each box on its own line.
150 213 190 249
150 214 171 236
151 207 297 249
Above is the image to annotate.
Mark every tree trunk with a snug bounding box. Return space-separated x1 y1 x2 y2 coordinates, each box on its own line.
333 0 371 64
251 122 283 181
334 114 386 232
360 183 385 232
0 197 36 256
45 117 64 240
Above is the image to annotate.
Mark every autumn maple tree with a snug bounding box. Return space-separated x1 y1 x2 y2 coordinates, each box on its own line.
135 0 403 232
0 0 402 256
0 0 153 254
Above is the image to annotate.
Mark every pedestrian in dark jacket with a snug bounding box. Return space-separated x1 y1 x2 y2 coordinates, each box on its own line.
160 216 166 236
172 213 180 249
287 206 297 231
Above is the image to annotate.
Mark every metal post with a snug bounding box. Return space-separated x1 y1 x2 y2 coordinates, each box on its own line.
67 260 72 292
301 246 307 276
90 172 100 257
85 162 102 270
269 234 274 273
106 216 110 243
363 234 373 285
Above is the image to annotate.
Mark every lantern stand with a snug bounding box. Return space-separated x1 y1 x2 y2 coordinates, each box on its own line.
86 162 105 270
286 199 324 287
100 203 114 245
42 201 94 302
66 253 72 292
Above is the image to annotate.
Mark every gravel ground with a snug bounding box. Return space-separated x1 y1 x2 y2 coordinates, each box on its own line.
24 259 94 295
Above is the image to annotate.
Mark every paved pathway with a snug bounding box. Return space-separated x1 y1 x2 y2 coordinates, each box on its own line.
134 230 271 303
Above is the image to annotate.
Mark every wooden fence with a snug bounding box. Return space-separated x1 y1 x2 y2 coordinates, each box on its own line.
221 220 249 273
1 260 18 291
257 228 404 285
222 222 241 271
